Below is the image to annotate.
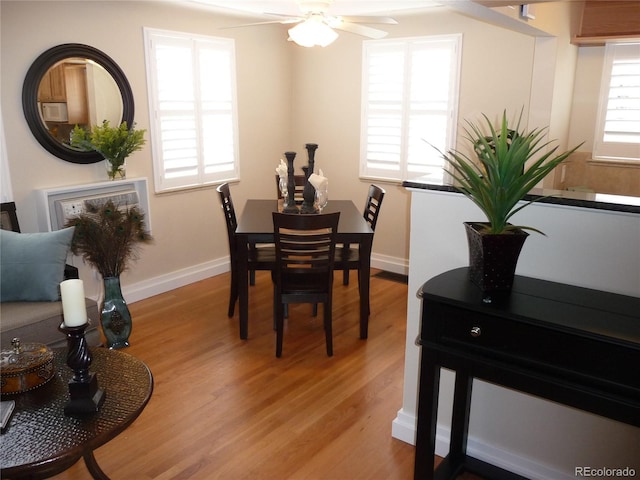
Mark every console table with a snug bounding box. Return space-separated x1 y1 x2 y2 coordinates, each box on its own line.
1 348 153 479
414 268 640 480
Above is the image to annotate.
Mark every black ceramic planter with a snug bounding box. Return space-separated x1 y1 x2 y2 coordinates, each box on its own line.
464 222 529 300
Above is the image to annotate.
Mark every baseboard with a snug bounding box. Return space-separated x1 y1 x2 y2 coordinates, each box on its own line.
121 258 230 304
391 408 417 445
463 435 575 480
371 253 408 275
116 253 408 305
392 411 572 480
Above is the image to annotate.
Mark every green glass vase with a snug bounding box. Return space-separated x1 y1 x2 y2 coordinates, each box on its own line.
101 276 132 349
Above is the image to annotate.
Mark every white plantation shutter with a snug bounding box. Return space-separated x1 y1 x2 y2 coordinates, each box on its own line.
362 43 404 176
144 28 239 192
360 35 461 182
594 42 640 162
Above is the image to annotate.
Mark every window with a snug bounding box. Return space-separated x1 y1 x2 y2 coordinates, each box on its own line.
593 42 640 163
360 35 461 182
144 28 239 192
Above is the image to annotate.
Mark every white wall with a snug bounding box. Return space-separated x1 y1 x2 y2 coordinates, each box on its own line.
394 187 640 479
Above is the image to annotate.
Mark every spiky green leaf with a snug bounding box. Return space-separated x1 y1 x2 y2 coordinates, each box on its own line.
438 110 583 234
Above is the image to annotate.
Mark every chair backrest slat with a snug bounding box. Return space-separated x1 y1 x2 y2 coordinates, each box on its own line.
275 174 307 204
273 212 340 276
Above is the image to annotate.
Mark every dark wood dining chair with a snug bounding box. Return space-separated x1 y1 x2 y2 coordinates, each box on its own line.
272 211 340 358
275 174 307 205
335 184 385 286
217 183 276 317
0 202 20 232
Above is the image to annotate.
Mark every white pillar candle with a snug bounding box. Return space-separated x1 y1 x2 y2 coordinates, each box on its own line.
60 279 87 327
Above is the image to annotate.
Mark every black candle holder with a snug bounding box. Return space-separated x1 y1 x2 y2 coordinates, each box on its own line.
58 322 106 415
301 143 318 214
283 151 300 213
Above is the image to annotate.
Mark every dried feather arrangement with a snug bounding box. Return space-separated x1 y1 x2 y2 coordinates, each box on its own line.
64 200 153 278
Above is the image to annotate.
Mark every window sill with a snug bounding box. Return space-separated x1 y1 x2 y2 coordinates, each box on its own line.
588 158 640 168
155 180 238 195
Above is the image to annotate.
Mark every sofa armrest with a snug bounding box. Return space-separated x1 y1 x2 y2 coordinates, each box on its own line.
64 264 79 280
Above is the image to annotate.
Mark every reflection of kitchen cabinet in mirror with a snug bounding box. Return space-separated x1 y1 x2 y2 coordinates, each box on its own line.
36 59 123 144
63 64 89 125
38 61 89 137
38 63 67 102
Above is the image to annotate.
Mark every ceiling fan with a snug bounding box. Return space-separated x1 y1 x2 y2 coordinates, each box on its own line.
226 1 398 47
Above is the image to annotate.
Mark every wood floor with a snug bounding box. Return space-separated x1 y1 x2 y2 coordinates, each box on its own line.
53 271 478 480
49 269 442 479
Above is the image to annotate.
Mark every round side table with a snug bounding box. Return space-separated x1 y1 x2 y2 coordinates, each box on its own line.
1 348 153 479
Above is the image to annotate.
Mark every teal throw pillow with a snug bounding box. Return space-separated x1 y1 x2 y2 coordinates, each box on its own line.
0 227 75 302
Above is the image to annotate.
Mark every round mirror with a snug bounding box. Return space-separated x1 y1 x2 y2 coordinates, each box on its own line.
22 44 134 164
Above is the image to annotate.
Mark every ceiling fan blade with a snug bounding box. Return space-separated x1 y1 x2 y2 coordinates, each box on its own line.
339 16 398 25
221 17 303 29
263 12 305 20
331 22 389 39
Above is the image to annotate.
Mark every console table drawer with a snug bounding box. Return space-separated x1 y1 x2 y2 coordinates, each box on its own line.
426 304 640 393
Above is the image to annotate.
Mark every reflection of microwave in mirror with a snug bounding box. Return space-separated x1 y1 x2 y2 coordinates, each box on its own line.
41 102 68 122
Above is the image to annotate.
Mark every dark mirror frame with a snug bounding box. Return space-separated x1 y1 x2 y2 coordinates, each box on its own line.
22 43 135 164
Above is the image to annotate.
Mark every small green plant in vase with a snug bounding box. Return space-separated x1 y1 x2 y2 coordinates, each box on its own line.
440 110 582 298
71 120 146 180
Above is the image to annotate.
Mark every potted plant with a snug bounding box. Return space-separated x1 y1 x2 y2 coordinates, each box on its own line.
440 110 582 299
70 120 146 180
64 200 152 348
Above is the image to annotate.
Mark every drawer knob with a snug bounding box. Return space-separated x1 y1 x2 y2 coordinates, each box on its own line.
470 326 482 337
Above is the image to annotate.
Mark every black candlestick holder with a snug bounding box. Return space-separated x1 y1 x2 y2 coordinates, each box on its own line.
301 143 318 214
58 322 106 415
283 151 300 213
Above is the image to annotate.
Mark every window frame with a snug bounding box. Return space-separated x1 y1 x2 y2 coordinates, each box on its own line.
359 34 462 183
593 41 640 164
143 27 240 193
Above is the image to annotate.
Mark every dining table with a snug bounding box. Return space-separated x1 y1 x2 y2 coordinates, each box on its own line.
235 199 374 341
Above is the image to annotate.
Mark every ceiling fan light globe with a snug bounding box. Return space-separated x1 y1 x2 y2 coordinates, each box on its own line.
288 19 338 47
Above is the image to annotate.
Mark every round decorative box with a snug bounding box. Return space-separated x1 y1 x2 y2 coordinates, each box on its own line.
1 339 55 395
